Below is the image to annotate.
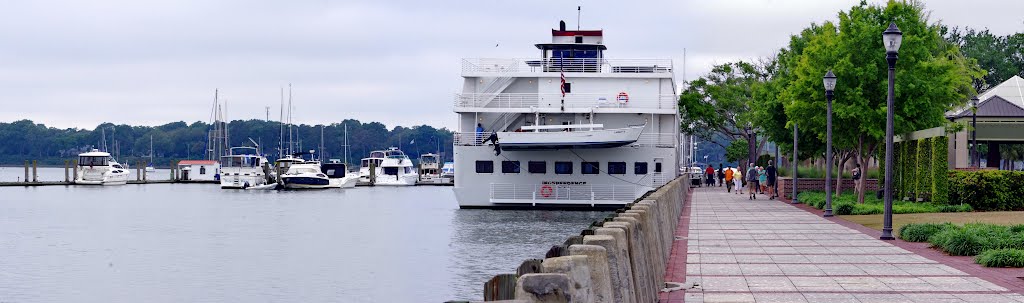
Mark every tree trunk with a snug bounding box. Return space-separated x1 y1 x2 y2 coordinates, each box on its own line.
835 150 848 198
856 136 867 204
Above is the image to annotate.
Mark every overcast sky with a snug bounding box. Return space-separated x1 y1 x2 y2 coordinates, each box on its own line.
1 0 1021 130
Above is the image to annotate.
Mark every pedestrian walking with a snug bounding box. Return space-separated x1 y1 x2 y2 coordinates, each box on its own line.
766 162 777 199
724 166 734 193
758 166 767 194
746 164 758 199
733 167 743 194
717 164 725 187
705 165 715 187
852 164 862 195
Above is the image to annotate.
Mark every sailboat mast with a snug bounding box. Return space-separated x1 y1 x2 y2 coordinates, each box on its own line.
288 83 293 155
344 124 349 166
279 87 285 158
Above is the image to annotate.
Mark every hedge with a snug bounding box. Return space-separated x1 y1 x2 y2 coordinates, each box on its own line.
948 170 1024 211
917 139 931 200
797 192 972 215
889 135 947 203
931 137 949 204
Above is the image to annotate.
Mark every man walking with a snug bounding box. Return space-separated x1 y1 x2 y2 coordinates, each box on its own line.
766 162 777 200
717 164 725 187
724 166 734 193
746 163 758 200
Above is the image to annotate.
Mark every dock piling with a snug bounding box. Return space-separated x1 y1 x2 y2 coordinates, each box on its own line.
32 160 38 182
142 161 147 181
369 161 376 185
136 161 141 181
24 160 29 183
64 160 70 182
72 159 78 183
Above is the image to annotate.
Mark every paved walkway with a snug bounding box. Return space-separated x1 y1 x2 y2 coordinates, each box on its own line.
661 187 1024 303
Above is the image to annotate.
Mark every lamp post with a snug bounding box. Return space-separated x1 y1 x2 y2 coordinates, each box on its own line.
880 22 903 240
971 96 979 168
746 123 754 170
823 70 837 217
792 123 799 204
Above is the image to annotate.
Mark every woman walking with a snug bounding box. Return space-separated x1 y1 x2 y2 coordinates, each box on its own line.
733 167 743 194
758 166 768 194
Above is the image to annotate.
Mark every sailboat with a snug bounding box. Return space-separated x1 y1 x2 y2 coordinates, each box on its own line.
145 135 156 172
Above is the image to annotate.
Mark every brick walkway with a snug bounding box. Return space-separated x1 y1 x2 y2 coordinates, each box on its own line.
660 187 1024 303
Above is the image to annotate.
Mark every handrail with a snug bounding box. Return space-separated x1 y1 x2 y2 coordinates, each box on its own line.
463 58 673 74
454 93 677 110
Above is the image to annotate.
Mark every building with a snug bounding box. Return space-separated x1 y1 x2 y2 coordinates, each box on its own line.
947 75 1024 169
177 160 220 181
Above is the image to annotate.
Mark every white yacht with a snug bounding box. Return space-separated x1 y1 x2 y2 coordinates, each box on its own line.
358 150 386 183
452 21 679 208
441 161 455 180
376 147 418 186
322 160 359 188
75 149 130 185
417 153 446 183
280 160 331 189
220 147 269 189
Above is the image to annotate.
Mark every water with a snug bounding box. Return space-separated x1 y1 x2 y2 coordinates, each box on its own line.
0 168 607 302
0 166 172 182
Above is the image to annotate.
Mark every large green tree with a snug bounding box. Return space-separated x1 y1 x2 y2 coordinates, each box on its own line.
778 1 982 203
943 27 1024 91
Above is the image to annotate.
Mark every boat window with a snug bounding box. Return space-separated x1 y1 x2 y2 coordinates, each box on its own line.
79 156 108 166
554 161 573 175
574 36 583 43
655 162 663 173
384 167 399 175
405 167 412 174
200 166 206 175
635 162 648 174
113 165 124 169
608 162 627 175
562 82 571 94
581 162 599 174
501 161 520 173
528 161 546 174
475 161 494 173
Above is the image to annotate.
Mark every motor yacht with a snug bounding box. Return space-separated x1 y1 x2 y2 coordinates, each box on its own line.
75 149 130 185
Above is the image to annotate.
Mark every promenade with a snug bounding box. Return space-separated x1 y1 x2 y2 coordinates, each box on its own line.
661 187 1024 303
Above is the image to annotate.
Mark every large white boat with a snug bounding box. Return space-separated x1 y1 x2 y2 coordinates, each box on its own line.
75 149 130 185
220 147 269 189
322 160 359 188
358 150 386 183
375 147 418 186
452 21 679 208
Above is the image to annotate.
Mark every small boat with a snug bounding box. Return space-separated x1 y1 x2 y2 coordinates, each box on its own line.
418 153 441 180
441 161 455 180
220 146 269 189
496 124 645 150
376 147 418 186
280 161 331 189
322 160 359 188
271 154 306 182
75 149 130 185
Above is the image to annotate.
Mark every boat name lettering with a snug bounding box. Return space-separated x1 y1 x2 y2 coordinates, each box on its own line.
542 181 587 185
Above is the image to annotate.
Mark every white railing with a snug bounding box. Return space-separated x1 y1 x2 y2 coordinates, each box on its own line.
453 132 676 147
490 183 640 202
454 93 677 110
462 58 673 74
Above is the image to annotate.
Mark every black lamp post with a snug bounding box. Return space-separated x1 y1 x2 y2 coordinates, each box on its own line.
823 70 837 217
792 123 799 204
880 22 903 240
971 96 979 168
745 123 754 170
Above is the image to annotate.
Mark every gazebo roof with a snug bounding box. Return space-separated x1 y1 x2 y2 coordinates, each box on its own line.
948 75 1024 118
950 95 1024 118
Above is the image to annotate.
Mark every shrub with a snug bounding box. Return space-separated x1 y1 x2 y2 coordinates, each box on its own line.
899 223 954 242
833 202 854 215
1010 224 1024 234
948 171 1024 211
975 249 1024 268
929 227 989 256
931 137 948 203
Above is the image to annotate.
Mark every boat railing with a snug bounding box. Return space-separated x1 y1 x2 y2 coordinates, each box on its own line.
490 183 639 202
452 132 677 147
454 93 677 110
462 58 673 74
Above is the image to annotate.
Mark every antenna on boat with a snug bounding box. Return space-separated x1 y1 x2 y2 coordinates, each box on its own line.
577 5 581 31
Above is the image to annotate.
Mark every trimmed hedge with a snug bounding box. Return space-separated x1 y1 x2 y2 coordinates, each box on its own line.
917 139 931 200
889 136 948 203
797 192 972 215
948 170 1024 211
931 137 949 203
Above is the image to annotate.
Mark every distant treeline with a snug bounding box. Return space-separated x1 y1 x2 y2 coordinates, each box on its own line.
0 119 454 167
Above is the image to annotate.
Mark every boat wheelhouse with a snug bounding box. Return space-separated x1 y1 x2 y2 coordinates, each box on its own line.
75 149 130 185
452 21 679 208
376 147 417 186
220 146 268 189
358 150 386 183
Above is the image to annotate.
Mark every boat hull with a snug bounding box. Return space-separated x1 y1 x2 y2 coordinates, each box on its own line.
282 176 331 189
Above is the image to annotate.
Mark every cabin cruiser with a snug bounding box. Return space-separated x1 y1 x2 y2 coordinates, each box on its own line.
322 160 359 188
271 154 306 182
75 149 130 185
358 150 386 183
441 161 455 180
280 160 331 189
376 147 418 186
451 20 679 208
417 153 445 183
220 147 269 189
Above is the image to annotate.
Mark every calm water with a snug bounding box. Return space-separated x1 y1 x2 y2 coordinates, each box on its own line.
0 168 606 302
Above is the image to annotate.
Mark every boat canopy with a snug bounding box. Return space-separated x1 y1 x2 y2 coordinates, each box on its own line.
222 155 261 167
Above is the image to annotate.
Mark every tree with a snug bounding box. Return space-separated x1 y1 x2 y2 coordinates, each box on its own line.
725 139 748 163
943 27 1024 91
679 61 773 171
777 1 982 203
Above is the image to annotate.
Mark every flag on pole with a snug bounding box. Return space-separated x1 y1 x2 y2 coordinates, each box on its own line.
560 66 566 98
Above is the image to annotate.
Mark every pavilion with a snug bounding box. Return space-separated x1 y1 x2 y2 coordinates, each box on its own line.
947 75 1024 169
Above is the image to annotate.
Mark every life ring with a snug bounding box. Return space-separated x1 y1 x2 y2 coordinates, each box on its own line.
616 92 629 103
540 185 554 198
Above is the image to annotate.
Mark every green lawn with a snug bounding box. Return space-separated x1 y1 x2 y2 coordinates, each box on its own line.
841 211 1024 237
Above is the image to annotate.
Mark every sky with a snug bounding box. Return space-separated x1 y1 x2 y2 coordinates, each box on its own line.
1 0 1021 131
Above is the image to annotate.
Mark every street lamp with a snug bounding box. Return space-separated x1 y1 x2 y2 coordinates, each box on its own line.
746 123 754 170
792 123 799 204
823 70 837 217
880 22 903 240
971 96 979 168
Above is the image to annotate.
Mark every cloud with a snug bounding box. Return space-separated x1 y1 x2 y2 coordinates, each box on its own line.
0 0 1020 129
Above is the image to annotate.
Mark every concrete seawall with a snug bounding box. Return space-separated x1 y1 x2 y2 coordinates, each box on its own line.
471 177 689 303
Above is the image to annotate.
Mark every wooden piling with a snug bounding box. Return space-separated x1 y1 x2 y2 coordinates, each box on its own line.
24 160 29 183
64 160 70 182
72 159 78 183
136 161 141 181
32 160 38 182
483 274 517 301
142 161 147 181
369 161 376 185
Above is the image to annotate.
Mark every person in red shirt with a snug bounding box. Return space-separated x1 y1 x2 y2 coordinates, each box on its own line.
705 165 715 187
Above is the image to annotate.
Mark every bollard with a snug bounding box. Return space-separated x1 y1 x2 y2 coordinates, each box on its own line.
483 273 518 301
64 160 70 183
72 159 78 183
